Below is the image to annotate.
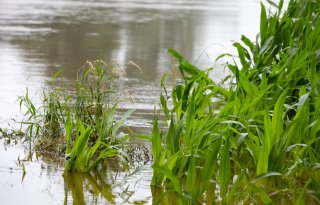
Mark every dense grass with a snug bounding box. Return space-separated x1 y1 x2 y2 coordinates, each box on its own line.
151 0 320 204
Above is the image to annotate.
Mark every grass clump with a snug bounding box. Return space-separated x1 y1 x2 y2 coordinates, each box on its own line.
151 0 320 204
18 60 135 172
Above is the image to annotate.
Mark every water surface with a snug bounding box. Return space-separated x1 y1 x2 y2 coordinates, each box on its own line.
0 0 260 125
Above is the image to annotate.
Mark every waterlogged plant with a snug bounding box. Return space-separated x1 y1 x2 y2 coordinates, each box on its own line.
64 104 135 172
18 71 69 140
74 60 115 127
18 59 136 172
64 116 117 172
151 58 228 204
151 0 320 204
18 60 126 139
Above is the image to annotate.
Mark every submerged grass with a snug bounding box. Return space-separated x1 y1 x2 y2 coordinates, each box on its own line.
151 0 320 204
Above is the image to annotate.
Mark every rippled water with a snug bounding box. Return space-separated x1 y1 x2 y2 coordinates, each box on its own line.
0 0 260 204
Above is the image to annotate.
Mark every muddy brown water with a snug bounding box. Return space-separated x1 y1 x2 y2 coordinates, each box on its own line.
0 0 260 204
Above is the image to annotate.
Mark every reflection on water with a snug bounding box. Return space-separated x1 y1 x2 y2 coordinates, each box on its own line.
63 159 153 204
0 139 153 204
0 0 260 204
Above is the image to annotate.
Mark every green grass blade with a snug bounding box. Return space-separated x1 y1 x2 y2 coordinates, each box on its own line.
257 109 272 175
167 49 201 76
200 138 222 193
257 141 269 175
253 172 282 183
152 117 162 165
226 172 245 204
65 114 73 154
220 137 231 202
251 184 273 204
153 164 181 192
241 35 254 53
295 179 311 205
167 117 175 156
186 149 196 198
271 89 287 142
260 2 268 43
112 109 135 135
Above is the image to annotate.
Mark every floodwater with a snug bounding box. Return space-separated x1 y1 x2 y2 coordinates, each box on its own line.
0 0 260 204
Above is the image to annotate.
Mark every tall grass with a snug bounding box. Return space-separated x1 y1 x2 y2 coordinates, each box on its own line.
151 0 320 203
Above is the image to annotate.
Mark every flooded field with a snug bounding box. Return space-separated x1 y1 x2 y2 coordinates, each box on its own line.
0 0 260 204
